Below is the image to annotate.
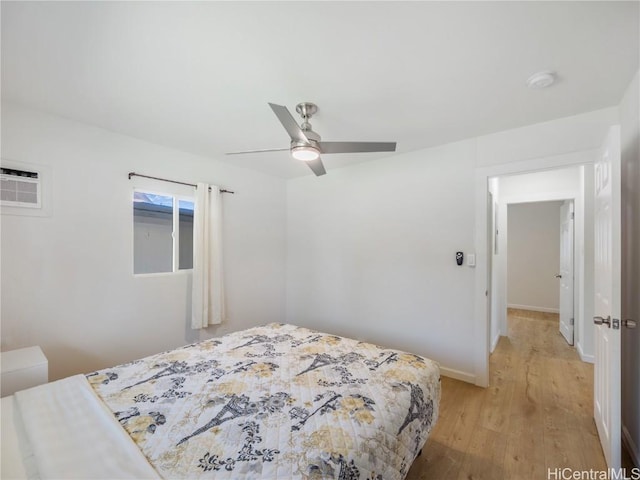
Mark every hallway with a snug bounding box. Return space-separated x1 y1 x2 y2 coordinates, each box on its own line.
406 308 605 480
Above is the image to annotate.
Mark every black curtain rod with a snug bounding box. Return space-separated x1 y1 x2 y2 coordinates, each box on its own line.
128 172 235 194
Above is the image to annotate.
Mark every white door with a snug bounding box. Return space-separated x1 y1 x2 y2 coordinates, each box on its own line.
593 125 621 469
558 201 574 345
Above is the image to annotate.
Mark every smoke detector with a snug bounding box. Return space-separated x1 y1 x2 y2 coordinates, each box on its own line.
526 71 556 89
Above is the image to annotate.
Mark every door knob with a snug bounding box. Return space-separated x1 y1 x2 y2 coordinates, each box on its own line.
594 316 611 327
622 319 637 329
555 274 562 278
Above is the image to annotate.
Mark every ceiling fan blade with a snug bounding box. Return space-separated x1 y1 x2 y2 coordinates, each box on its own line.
225 148 289 155
319 141 397 154
306 157 326 176
268 103 309 144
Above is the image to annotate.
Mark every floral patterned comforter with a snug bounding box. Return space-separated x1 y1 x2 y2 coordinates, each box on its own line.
87 323 440 480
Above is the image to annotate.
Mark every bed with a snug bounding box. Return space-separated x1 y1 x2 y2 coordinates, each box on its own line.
2 323 440 479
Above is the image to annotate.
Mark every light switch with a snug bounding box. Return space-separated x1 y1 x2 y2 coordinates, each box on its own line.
467 253 476 267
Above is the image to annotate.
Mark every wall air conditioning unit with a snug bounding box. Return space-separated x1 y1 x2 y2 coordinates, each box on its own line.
1 167 41 208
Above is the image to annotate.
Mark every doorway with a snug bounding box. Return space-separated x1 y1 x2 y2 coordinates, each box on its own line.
486 166 593 368
473 156 597 388
504 200 574 346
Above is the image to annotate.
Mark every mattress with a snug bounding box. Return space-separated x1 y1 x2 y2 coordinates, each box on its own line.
4 323 440 479
1 395 33 479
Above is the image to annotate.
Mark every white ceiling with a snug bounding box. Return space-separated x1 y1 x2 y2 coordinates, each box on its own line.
2 1 638 178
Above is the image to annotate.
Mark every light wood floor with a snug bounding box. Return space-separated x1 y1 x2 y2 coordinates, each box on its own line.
406 308 606 480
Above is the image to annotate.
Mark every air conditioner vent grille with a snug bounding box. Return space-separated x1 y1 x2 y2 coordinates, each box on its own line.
1 167 41 208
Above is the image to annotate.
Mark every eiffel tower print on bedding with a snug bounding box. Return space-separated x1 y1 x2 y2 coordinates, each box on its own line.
88 323 441 480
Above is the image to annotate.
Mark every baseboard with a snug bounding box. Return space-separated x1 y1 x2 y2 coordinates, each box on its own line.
507 304 559 314
623 424 640 468
576 342 595 364
440 366 476 385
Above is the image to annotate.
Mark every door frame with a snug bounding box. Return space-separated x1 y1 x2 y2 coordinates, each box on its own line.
474 150 597 386
559 199 576 346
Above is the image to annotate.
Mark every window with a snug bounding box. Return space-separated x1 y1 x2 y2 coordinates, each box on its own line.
133 191 194 274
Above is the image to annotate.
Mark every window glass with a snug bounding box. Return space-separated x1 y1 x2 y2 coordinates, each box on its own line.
178 200 194 270
133 192 174 274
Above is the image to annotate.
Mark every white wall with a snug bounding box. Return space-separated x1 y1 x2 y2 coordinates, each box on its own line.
288 108 616 383
476 108 620 167
0 102 287 381
507 201 563 312
619 70 640 466
499 167 582 199
287 139 477 382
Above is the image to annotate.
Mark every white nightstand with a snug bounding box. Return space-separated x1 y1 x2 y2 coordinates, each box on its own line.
1 346 48 397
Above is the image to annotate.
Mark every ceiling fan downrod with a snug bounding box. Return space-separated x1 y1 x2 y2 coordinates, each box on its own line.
296 102 317 131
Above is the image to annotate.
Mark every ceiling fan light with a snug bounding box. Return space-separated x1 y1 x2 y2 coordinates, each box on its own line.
291 145 320 161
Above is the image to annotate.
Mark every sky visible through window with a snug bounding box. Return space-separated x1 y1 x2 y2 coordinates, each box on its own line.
180 200 194 211
134 191 194 211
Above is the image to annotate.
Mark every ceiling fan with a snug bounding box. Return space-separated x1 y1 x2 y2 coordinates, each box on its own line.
226 102 397 176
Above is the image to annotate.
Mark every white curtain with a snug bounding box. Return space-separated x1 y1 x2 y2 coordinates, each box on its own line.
191 183 225 329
